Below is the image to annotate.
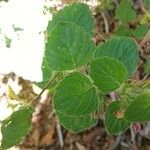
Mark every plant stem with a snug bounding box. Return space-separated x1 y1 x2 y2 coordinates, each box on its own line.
101 12 109 34
31 72 60 105
56 122 64 147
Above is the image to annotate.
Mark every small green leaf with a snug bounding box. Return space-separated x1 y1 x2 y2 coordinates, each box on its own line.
56 112 97 133
144 60 150 73
90 57 127 94
115 0 136 23
48 3 94 36
143 0 150 11
116 24 149 39
54 72 100 116
105 101 130 135
34 79 58 94
94 37 139 76
115 24 133 37
97 0 114 11
34 72 62 92
140 13 150 24
1 107 34 149
133 24 149 39
34 81 47 89
7 85 19 100
125 94 150 122
45 22 94 71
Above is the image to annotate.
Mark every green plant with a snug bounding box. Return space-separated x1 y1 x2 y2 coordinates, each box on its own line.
97 0 114 12
115 0 149 39
143 0 150 11
1 2 150 149
144 60 150 73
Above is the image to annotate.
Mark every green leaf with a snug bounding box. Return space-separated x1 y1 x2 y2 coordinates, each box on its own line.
7 85 19 100
115 24 133 37
144 60 150 73
34 72 62 93
54 72 100 116
45 22 94 71
34 56 53 89
1 107 34 149
97 0 114 11
42 55 53 81
48 3 94 36
116 24 149 39
125 94 150 122
34 79 58 94
105 101 130 135
94 37 139 76
143 0 150 11
140 13 150 24
133 24 149 39
90 57 127 94
115 0 136 23
56 112 97 133
34 81 47 89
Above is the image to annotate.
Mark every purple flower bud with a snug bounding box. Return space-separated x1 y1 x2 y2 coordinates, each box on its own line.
132 123 141 133
109 92 116 100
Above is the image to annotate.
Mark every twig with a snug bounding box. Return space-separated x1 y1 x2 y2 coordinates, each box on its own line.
101 12 109 34
31 72 60 105
120 141 130 149
56 122 64 147
142 73 149 81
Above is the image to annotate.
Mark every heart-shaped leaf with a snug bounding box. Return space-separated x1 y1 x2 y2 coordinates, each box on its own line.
105 101 130 135
1 107 34 149
54 72 100 116
48 3 94 36
94 37 139 76
115 0 136 23
125 94 150 122
45 22 94 71
90 57 127 94
133 24 149 39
